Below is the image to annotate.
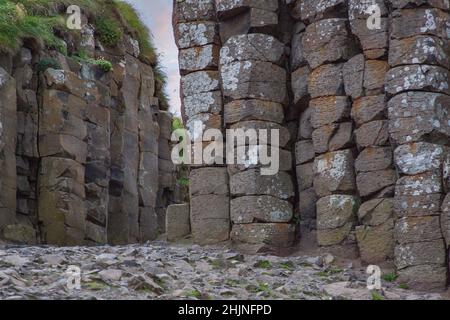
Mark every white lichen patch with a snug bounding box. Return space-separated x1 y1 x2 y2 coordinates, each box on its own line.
181 71 219 96
395 142 444 175
184 91 222 118
177 22 214 49
44 69 66 86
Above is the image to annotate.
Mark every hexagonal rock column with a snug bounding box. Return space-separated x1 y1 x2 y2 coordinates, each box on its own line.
218 0 297 253
166 203 190 241
81 66 111 245
0 67 17 230
38 69 88 245
287 2 315 241
296 0 360 258
387 2 450 291
173 0 230 245
156 109 175 235
346 0 395 264
14 48 39 244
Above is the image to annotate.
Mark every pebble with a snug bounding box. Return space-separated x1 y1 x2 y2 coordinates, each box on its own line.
0 242 446 300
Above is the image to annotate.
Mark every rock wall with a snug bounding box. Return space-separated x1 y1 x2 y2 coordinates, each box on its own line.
173 0 450 290
0 25 174 246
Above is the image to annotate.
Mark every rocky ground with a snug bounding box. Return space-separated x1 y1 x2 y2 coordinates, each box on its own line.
0 241 447 300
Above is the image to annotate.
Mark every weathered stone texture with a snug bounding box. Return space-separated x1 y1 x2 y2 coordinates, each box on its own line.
313 150 356 197
190 194 230 245
166 203 190 241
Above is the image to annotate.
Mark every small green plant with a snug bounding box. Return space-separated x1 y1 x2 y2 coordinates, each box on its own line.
172 117 184 131
254 260 271 269
371 291 385 300
224 279 240 287
36 57 61 72
382 272 398 282
185 289 202 299
92 58 113 72
177 177 189 187
279 261 295 271
94 16 122 47
399 283 409 290
73 51 113 72
84 280 108 291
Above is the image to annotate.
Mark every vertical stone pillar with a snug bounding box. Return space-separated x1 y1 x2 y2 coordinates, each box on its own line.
138 78 160 242
155 109 174 235
107 52 141 244
38 69 88 245
299 0 360 257
80 63 112 245
13 48 39 242
347 0 395 264
0 67 17 229
218 0 296 252
174 0 230 245
288 2 315 246
386 2 450 290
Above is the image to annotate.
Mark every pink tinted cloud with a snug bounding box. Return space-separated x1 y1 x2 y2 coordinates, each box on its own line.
125 0 181 116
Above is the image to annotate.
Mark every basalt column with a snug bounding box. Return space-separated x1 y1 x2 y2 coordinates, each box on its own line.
298 0 360 258
288 3 315 247
38 69 89 245
386 2 450 290
0 67 17 232
347 1 395 265
173 0 230 245
217 0 296 252
13 48 39 242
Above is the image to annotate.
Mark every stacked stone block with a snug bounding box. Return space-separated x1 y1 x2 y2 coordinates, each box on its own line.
0 67 17 231
174 0 230 245
156 109 175 235
13 49 39 240
347 1 395 264
295 0 359 257
0 24 173 245
386 1 450 290
289 7 316 239
38 69 89 245
217 0 296 252
170 0 450 286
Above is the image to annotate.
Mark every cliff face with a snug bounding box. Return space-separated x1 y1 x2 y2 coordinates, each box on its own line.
0 1 175 245
173 0 450 290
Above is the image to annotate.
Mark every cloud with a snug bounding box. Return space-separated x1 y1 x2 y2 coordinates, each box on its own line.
125 0 181 116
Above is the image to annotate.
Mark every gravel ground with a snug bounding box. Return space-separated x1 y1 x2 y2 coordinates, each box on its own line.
0 241 446 300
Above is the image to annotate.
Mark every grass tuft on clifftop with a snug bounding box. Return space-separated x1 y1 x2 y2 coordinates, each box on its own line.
0 0 168 107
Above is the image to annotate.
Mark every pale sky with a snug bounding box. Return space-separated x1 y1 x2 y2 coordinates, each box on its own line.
125 0 181 116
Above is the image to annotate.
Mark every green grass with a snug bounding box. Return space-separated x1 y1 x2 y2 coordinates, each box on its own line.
36 57 61 72
279 261 295 271
74 50 113 72
176 177 189 187
185 289 202 299
254 260 272 269
382 272 398 282
371 291 385 301
94 16 122 48
399 283 409 290
172 117 184 131
0 0 167 106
